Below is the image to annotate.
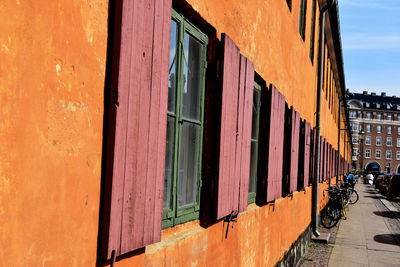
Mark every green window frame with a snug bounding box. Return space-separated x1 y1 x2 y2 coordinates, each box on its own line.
299 0 307 40
163 9 208 229
309 0 316 62
248 82 261 204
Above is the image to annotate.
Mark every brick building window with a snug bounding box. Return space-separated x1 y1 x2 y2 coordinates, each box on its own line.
365 149 371 158
366 112 371 119
377 113 382 120
376 150 381 159
388 126 392 134
398 127 400 135
388 114 392 121
376 136 382 146
387 137 392 146
397 138 400 147
352 136 358 144
365 136 371 145
386 150 392 160
397 151 400 160
377 125 381 133
349 110 356 118
366 124 371 132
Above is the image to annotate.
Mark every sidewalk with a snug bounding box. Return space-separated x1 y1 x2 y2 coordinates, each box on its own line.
328 183 400 267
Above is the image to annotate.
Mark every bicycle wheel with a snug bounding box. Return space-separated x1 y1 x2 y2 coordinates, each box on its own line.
348 189 359 205
320 203 341 228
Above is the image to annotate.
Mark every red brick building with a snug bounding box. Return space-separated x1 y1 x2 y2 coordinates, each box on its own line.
347 90 400 174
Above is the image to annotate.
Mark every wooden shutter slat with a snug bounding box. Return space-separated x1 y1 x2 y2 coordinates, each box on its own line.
238 58 254 212
233 55 246 213
105 0 171 259
303 122 311 189
121 0 155 253
107 0 136 257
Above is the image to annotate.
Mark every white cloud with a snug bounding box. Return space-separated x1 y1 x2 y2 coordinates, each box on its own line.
342 34 400 50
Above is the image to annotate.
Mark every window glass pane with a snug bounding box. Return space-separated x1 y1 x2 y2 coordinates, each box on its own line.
249 141 258 194
182 32 203 120
168 20 178 112
178 122 200 207
164 116 175 209
251 89 260 139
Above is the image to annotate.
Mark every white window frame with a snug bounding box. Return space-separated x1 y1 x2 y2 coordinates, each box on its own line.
366 124 371 133
376 136 382 146
365 136 371 145
386 150 392 160
388 126 392 134
388 114 392 121
397 151 400 160
376 150 381 159
366 112 371 119
377 125 381 133
397 138 400 147
352 136 358 144
377 113 381 120
365 149 371 159
387 137 392 146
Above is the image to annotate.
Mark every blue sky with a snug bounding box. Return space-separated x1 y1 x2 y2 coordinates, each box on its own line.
338 0 400 97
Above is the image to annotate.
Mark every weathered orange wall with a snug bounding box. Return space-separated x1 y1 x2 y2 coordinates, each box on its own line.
0 0 108 266
0 0 351 266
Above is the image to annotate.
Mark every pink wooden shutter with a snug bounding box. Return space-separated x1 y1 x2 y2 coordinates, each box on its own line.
324 139 328 180
102 0 171 259
289 109 300 193
328 144 331 179
237 56 255 212
310 128 317 185
217 34 254 219
265 85 285 202
303 122 311 188
319 137 323 182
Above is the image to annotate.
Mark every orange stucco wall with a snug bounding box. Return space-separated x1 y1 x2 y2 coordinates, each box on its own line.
0 0 108 266
0 0 351 266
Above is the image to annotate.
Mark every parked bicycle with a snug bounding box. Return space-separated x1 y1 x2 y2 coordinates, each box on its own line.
342 181 359 206
320 185 348 228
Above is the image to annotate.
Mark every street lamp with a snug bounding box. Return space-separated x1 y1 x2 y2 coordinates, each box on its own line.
359 129 365 174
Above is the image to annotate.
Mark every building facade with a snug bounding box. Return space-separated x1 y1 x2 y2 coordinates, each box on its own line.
0 1 352 266
347 90 400 174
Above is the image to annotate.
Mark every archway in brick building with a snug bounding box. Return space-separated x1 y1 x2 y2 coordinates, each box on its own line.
397 165 400 174
365 162 381 173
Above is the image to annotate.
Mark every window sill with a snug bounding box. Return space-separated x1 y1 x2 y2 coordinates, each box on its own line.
147 220 204 254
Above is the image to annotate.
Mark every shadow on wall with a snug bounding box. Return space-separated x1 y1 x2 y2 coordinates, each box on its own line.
374 234 400 247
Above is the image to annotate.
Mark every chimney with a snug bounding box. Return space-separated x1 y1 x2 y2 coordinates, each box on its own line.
371 92 376 96
381 92 386 97
363 91 368 95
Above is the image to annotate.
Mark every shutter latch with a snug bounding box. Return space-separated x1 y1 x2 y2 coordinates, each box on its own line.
224 211 238 239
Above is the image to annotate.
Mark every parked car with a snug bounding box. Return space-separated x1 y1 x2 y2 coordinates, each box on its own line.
387 174 400 200
379 174 393 195
374 173 385 189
